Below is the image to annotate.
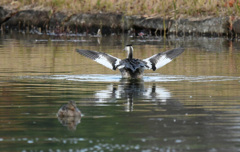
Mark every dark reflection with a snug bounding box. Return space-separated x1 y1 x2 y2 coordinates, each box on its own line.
57 116 81 131
94 79 174 112
57 101 81 131
167 36 230 52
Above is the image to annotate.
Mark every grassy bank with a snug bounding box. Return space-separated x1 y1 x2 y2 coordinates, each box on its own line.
1 0 240 17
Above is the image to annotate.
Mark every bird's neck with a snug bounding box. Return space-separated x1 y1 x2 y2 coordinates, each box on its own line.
127 47 133 59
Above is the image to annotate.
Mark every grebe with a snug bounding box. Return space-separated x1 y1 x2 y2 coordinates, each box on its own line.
76 45 184 79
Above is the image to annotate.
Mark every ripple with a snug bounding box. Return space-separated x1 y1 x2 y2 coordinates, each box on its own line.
32 74 240 83
49 74 121 82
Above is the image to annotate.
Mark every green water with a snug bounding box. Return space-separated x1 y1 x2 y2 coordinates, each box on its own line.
1 33 240 151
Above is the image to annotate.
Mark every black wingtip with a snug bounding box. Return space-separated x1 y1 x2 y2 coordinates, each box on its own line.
76 49 81 53
76 49 82 53
173 47 185 52
75 49 101 60
176 47 185 55
75 49 86 55
126 44 133 46
165 47 185 59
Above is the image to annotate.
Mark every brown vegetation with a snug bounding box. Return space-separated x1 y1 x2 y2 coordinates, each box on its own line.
1 0 240 17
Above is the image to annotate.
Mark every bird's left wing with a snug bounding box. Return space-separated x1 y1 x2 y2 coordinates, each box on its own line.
143 47 184 71
76 49 121 70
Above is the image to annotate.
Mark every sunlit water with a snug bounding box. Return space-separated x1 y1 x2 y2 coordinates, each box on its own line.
1 33 240 151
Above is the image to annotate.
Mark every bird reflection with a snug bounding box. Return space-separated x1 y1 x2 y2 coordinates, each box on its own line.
57 101 81 131
57 116 81 131
94 79 172 112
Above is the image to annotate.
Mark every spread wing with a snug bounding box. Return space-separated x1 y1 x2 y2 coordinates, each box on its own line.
143 47 184 71
76 49 121 70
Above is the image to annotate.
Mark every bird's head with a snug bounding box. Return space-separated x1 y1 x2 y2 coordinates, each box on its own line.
123 44 133 59
123 44 133 53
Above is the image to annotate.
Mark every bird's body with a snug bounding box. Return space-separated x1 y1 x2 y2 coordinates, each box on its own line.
118 58 147 78
57 100 81 117
76 45 184 79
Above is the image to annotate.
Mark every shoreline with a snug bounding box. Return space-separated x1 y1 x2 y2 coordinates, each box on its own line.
0 6 240 37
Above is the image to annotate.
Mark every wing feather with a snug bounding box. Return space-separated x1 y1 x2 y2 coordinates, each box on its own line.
143 47 184 71
76 49 121 70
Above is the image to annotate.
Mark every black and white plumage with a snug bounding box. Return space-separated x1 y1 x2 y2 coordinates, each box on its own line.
76 45 184 79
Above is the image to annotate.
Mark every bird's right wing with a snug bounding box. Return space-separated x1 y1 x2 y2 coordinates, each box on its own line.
143 47 185 71
76 49 121 70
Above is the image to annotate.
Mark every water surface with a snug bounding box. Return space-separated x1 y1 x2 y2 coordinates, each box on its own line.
1 33 240 151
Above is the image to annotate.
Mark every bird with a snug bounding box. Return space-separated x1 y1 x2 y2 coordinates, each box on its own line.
57 100 81 117
76 45 184 79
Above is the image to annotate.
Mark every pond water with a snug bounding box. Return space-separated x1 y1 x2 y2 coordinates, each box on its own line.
1 33 240 152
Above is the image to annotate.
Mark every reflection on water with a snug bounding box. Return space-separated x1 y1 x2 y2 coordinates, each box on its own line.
94 79 172 112
1 33 240 151
57 116 81 131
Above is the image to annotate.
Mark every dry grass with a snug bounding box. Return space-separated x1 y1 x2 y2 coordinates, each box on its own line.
1 0 240 17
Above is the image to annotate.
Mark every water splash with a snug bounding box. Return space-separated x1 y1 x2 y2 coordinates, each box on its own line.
40 74 240 83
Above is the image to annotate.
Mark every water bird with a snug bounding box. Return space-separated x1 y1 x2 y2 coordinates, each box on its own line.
57 100 81 117
76 45 184 79
97 29 102 37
